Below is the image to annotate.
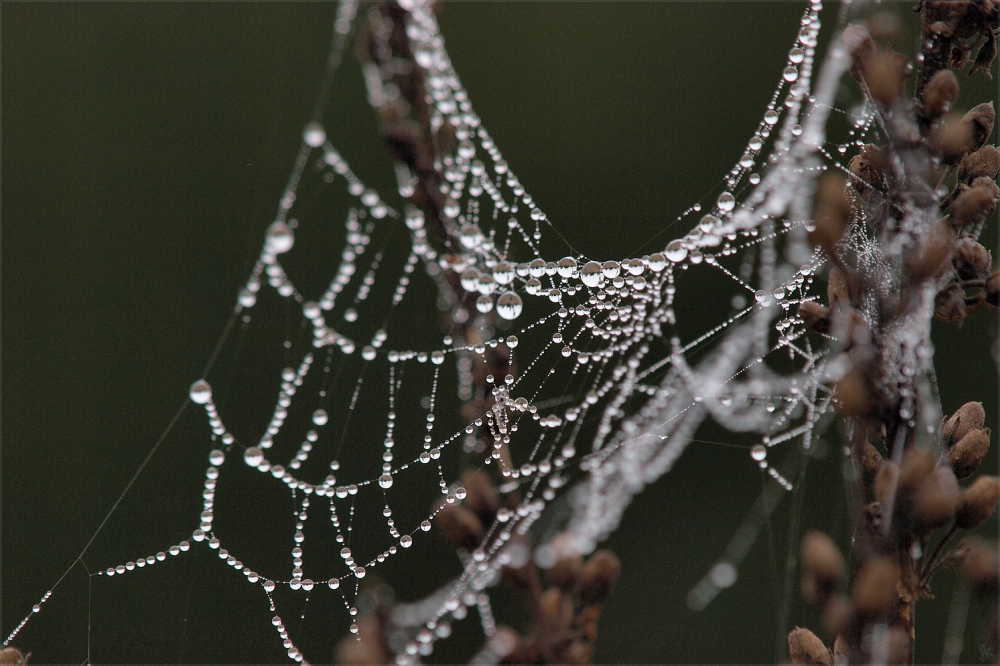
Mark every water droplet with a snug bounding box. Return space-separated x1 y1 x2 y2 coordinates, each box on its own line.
789 47 804 64
764 109 779 126
328 578 340 589
303 121 326 148
665 240 688 263
505 335 518 349
400 535 413 548
431 351 445 365
709 561 737 588
189 380 212 404
209 449 225 465
362 346 377 361
244 447 264 467
476 294 494 313
751 445 767 462
580 261 603 287
496 291 523 320
265 221 294 254
354 566 366 579
716 192 736 212
378 474 393 489
754 290 773 306
557 257 577 278
459 224 483 248
647 253 666 272
601 261 620 279
782 66 798 82
313 409 329 426
492 262 515 285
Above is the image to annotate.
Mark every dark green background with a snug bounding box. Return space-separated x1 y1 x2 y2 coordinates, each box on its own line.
4 2 997 663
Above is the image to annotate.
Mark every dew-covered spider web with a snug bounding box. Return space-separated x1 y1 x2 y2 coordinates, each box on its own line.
6 0 940 662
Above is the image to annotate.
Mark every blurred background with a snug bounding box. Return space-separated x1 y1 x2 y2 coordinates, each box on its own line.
4 2 996 663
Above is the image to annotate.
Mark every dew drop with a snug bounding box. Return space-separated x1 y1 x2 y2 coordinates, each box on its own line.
476 294 494 313
244 447 264 466
492 262 515 285
580 261 604 288
665 240 688 263
303 121 326 148
557 257 577 277
265 221 295 254
496 291 523 320
400 535 413 548
751 445 767 462
601 261 621 279
189 380 212 405
312 409 329 426
716 192 736 213
378 474 394 489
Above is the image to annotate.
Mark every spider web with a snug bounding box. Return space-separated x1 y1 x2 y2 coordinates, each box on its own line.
7 0 976 663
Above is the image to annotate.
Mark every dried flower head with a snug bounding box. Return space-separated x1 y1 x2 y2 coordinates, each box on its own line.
851 556 900 616
955 475 999 529
787 626 832 665
799 301 832 334
957 145 1000 184
911 465 960 530
944 427 991 479
952 237 993 282
922 69 960 119
940 401 986 448
578 550 620 605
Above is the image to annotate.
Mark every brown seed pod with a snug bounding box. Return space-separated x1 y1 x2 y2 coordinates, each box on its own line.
934 282 967 321
540 587 574 631
844 23 877 82
908 229 953 281
848 143 891 198
955 475 1000 529
0 648 29 666
799 301 832 334
941 401 986 448
922 69 960 119
835 368 869 417
953 237 993 282
810 173 852 253
899 449 936 491
944 428 991 479
801 531 846 588
950 182 1000 228
851 556 900 617
961 538 999 592
826 266 852 308
861 50 908 108
942 541 970 569
787 626 832 665
912 465 960 530
578 550 620 605
957 145 1000 185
